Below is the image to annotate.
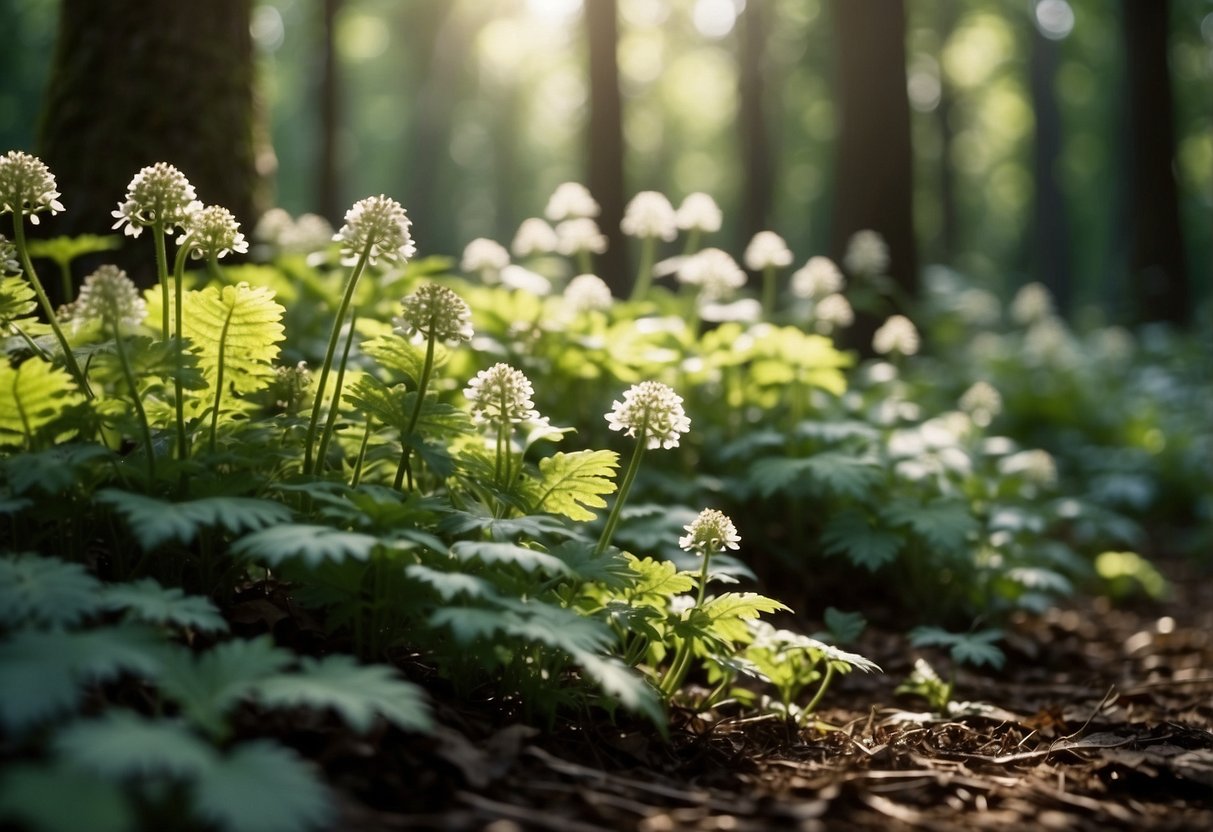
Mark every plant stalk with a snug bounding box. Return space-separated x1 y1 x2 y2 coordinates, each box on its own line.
594 429 647 555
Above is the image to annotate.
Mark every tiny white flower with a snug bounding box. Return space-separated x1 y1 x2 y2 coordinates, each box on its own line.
461 237 511 280
844 230 890 276
744 231 793 271
605 380 691 450
111 162 198 237
790 256 844 300
959 381 1002 427
999 449 1057 488
563 273 614 313
957 288 1002 327
282 213 335 254
1010 281 1054 326
700 298 762 324
254 207 293 244
556 217 608 256
678 508 741 554
872 314 920 356
812 293 854 334
511 217 559 257
333 194 416 266
675 192 723 233
621 191 678 241
464 363 540 425
0 151 65 226
545 182 600 221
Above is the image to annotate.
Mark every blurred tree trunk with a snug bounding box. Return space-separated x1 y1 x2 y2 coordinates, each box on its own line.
935 1 959 262
1029 22 1073 316
1122 0 1189 325
316 0 342 224
39 0 264 293
585 0 628 293
828 0 918 346
738 0 774 242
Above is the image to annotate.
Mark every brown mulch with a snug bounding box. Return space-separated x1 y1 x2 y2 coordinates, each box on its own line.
291 556 1213 831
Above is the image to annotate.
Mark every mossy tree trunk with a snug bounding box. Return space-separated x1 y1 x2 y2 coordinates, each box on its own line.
38 0 266 295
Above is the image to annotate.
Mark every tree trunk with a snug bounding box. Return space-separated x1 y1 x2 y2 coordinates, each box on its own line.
38 0 263 292
738 0 774 242
316 0 342 224
935 1 959 263
585 0 628 293
1122 0 1189 325
828 0 918 346
1029 22 1073 316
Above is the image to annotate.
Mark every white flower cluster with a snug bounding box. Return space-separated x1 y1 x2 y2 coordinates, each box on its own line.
0 151 65 225
545 182 599 221
112 163 198 237
464 363 540 425
270 360 312 414
499 264 552 295
511 218 559 257
334 194 416 266
1010 282 1054 326
812 294 854 333
678 508 741 555
872 314 920 356
621 191 678 241
73 265 147 331
958 381 1002 427
677 247 746 302
179 204 249 260
999 448 1058 488
605 380 691 450
461 237 511 279
675 192 722 233
790 256 844 300
395 284 473 345
255 208 334 255
556 217 608 256
744 231 793 270
844 230 890 276
563 273 613 313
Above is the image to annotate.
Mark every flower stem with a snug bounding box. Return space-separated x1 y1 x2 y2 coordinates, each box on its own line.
393 324 437 490
171 244 192 462
629 235 656 301
659 543 715 698
153 223 170 336
111 317 156 483
594 430 647 555
304 241 373 474
803 662 836 716
576 248 593 276
681 229 701 258
314 311 360 472
349 417 375 487
11 216 92 398
762 265 777 319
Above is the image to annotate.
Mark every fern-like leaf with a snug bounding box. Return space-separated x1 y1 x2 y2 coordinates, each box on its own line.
233 524 380 567
1 443 113 495
102 578 228 633
882 498 979 556
182 283 286 395
0 763 133 832
191 740 334 832
573 651 664 724
54 711 217 779
253 655 431 733
0 358 87 448
909 626 1006 670
748 452 882 499
362 333 447 385
0 625 167 733
449 540 572 576
98 490 294 550
156 636 294 738
0 552 103 628
820 509 902 571
0 275 37 329
523 449 619 521
624 555 695 603
404 564 496 601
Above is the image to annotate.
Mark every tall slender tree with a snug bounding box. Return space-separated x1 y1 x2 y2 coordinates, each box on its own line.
585 0 628 293
1122 0 1189 325
316 0 342 224
1029 14 1073 316
828 0 918 345
39 0 264 291
738 0 775 242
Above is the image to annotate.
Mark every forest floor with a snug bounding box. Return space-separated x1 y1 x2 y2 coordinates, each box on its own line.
263 555 1213 832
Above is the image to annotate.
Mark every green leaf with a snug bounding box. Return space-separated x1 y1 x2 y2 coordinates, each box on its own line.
404 564 496 601
157 636 294 737
233 523 380 567
54 711 217 779
523 449 619 521
0 358 88 448
439 510 579 542
102 578 229 633
191 741 333 832
883 498 980 556
0 275 37 328
749 451 883 500
624 555 695 603
572 651 663 724
362 333 447 384
1 443 113 495
0 552 104 628
822 607 868 645
182 283 286 395
450 540 573 576
98 490 294 551
253 655 431 734
0 763 133 832
27 233 121 264
0 625 167 733
909 626 1006 670
820 509 902 571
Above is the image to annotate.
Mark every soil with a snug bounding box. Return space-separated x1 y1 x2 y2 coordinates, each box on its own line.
249 554 1213 831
